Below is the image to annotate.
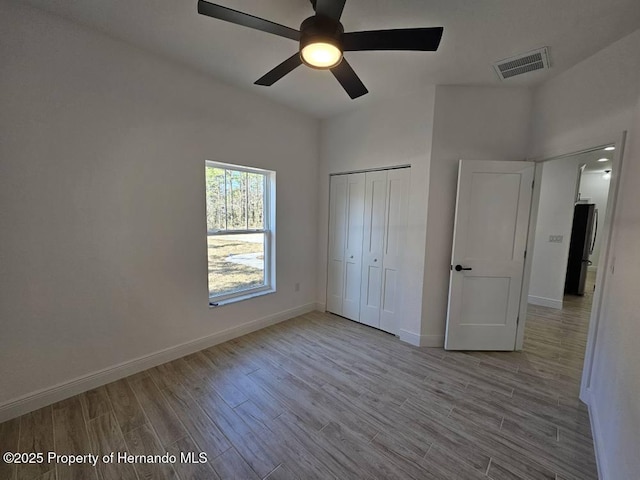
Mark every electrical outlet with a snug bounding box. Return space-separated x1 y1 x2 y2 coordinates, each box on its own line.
294 282 300 292
548 235 564 243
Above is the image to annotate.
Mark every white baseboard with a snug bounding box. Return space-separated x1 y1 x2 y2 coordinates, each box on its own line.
399 330 444 347
528 295 563 309
584 389 609 480
0 302 318 423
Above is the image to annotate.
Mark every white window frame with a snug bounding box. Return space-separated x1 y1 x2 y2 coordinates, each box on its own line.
205 160 276 306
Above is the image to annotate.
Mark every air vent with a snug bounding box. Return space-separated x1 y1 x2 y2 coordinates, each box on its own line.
493 47 550 80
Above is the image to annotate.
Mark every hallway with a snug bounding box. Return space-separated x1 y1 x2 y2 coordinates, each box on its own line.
523 270 597 400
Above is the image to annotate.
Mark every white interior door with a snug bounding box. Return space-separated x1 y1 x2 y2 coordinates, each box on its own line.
326 175 347 315
380 168 410 334
360 170 388 328
342 173 365 321
445 160 534 350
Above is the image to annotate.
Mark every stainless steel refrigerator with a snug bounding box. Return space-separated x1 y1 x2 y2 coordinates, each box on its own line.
565 203 597 296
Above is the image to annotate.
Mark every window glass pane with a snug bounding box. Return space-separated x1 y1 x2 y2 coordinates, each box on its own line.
205 162 272 301
226 169 247 230
247 173 264 230
207 233 265 297
205 167 226 232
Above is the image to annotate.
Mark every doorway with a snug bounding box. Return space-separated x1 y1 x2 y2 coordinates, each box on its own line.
527 148 613 309
518 139 623 401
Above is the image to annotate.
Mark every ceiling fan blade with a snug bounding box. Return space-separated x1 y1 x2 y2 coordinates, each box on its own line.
331 59 368 99
314 0 347 21
255 53 303 86
343 27 444 51
198 0 300 41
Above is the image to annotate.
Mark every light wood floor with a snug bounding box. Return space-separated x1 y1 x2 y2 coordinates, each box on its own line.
1 288 598 480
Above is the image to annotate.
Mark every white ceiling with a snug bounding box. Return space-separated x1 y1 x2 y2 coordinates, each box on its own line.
571 146 616 173
24 0 640 118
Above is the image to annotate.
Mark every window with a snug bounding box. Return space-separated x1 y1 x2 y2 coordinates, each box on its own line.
205 161 275 304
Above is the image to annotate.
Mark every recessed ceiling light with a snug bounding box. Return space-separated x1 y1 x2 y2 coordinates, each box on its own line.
598 158 609 162
604 146 615 151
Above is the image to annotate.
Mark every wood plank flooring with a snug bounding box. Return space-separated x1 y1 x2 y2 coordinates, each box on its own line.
1 287 598 479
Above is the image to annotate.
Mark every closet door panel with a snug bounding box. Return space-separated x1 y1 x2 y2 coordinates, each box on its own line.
326 175 347 314
342 173 366 321
380 168 410 334
360 171 388 328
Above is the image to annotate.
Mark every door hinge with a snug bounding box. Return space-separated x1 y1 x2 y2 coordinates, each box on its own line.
532 180 535 189
524 249 527 259
517 316 520 325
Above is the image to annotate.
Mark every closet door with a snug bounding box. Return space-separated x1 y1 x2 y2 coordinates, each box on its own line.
380 168 410 334
326 175 348 315
341 173 366 321
360 170 388 328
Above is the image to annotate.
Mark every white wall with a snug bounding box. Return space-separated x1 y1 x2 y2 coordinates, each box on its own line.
0 1 319 415
317 88 436 344
529 28 640 480
422 86 532 342
529 29 640 159
588 94 640 480
579 172 610 267
528 157 581 308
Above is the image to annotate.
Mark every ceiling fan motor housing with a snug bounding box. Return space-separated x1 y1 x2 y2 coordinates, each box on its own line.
299 16 345 68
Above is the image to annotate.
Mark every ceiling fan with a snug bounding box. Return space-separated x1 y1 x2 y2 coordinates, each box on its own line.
197 0 444 99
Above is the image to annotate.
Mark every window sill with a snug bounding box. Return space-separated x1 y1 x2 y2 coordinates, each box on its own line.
209 288 275 308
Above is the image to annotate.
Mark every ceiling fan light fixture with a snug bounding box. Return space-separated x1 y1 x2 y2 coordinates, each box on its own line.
298 16 344 69
301 41 343 68
300 16 344 70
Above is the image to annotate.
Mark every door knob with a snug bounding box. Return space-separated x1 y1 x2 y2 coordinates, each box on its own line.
374 258 378 262
454 264 472 272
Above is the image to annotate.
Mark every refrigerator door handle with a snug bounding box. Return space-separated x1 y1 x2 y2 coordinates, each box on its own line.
590 208 598 255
